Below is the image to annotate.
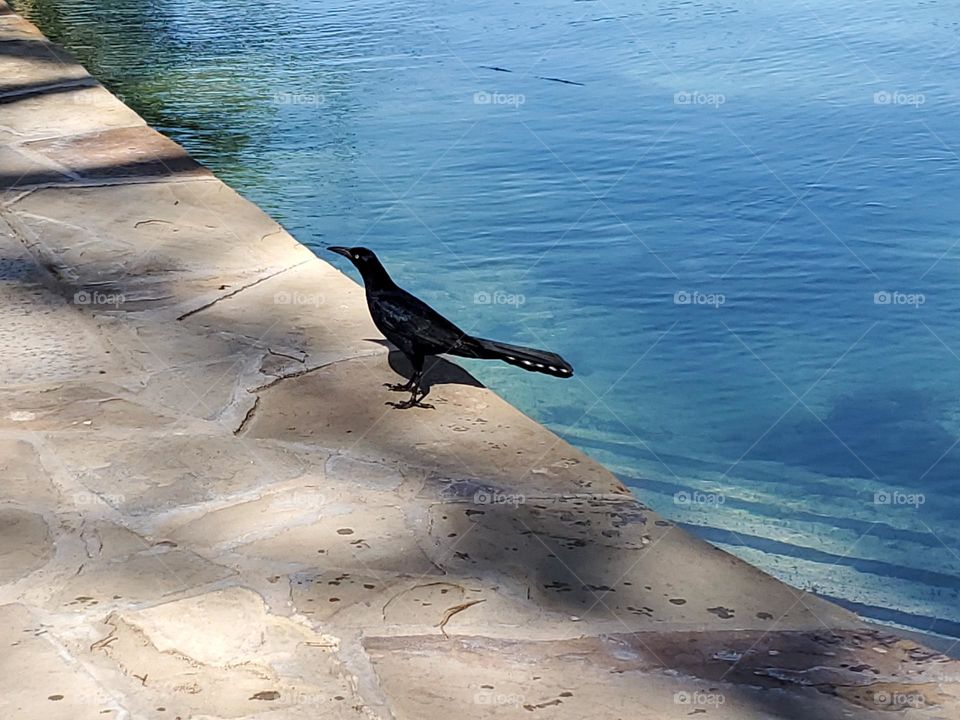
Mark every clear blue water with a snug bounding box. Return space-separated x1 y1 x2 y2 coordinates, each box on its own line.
15 0 960 638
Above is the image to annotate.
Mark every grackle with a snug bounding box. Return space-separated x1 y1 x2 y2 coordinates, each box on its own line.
329 246 573 409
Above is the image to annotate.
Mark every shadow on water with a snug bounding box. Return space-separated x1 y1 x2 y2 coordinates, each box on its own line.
742 386 959 490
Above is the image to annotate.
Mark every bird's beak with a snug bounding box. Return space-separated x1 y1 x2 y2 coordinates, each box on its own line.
328 246 352 259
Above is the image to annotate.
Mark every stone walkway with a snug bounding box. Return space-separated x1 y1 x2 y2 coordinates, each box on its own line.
1 3 959 718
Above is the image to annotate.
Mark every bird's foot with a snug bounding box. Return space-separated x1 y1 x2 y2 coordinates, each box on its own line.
383 381 414 392
385 396 435 410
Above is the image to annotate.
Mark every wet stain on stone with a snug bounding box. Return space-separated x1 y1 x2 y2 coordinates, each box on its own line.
524 698 563 711
250 690 281 701
708 606 735 619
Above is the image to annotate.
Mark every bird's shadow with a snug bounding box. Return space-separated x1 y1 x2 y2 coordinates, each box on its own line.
363 339 484 394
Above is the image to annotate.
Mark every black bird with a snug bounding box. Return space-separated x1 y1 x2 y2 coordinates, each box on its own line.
328 246 573 409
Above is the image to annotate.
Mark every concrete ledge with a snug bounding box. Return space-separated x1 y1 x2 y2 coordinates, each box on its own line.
1 2 958 718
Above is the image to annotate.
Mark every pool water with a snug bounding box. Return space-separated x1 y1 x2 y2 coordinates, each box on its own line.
14 0 960 638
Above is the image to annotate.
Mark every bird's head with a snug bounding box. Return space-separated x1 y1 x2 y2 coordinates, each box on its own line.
328 246 376 265
328 246 393 286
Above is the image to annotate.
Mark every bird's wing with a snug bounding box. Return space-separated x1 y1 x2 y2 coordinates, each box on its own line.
370 289 473 353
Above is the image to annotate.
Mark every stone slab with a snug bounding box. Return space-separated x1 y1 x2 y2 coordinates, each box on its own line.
48 547 234 613
0 11 43 41
365 631 960 719
0 40 90 95
421 493 857 631
245 356 628 496
18 125 211 184
0 438 58 508
94 587 370 718
51 434 312 518
0 508 50 584
0 84 143 144
0 214 120 384
0 603 117 720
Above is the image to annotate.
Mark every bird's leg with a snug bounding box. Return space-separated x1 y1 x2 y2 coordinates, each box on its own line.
409 382 435 409
384 351 420 391
386 356 434 409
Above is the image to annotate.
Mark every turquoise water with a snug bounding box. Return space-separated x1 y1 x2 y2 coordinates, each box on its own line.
15 0 960 638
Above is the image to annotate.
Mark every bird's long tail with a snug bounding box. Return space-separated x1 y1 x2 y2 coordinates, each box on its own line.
451 336 574 378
